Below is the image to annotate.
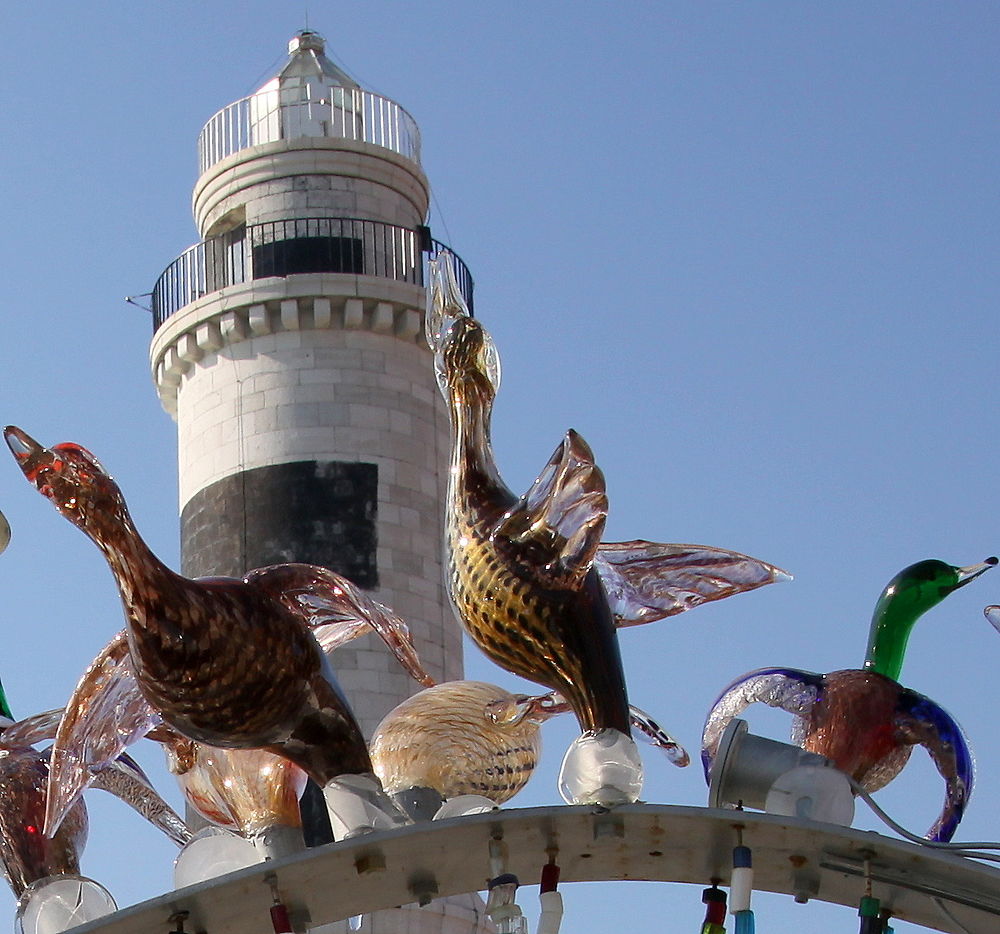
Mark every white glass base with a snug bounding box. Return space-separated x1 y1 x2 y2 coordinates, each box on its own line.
16 875 117 934
173 826 260 889
558 729 643 806
323 774 405 839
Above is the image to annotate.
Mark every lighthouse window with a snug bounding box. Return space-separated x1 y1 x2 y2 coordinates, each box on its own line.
253 235 365 278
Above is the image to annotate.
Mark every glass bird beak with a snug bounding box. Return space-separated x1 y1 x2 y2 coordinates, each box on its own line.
3 426 55 489
952 556 998 591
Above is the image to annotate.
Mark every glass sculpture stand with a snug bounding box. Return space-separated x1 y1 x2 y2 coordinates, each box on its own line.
57 805 1000 934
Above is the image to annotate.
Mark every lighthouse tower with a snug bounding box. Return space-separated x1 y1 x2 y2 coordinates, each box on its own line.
149 30 491 932
149 31 469 743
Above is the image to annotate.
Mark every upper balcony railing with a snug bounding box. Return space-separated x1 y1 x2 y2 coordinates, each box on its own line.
198 88 421 175
151 216 473 333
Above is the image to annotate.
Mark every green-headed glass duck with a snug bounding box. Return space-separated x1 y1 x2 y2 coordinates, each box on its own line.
702 557 997 842
427 254 789 806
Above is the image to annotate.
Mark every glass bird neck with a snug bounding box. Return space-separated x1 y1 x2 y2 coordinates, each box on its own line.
863 591 921 681
0 679 13 721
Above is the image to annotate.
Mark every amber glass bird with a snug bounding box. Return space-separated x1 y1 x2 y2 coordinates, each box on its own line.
427 257 788 779
4 426 420 831
369 681 561 812
370 679 688 818
702 557 996 841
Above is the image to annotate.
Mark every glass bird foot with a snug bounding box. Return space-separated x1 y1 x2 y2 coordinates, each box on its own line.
558 729 643 806
323 773 409 839
15 875 117 934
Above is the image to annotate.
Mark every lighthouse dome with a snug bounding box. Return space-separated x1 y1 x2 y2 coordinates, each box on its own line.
263 30 361 96
249 30 362 144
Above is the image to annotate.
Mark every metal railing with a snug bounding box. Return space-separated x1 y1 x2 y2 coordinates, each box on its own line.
198 88 421 174
152 218 473 332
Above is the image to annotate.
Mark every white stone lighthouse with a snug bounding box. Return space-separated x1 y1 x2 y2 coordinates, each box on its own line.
149 30 470 743
148 30 491 933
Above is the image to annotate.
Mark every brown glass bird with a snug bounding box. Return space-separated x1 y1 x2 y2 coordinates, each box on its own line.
427 257 789 749
0 704 189 899
0 727 89 899
4 427 409 822
42 596 432 839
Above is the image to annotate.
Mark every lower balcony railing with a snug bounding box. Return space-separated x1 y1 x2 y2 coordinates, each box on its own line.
152 218 473 332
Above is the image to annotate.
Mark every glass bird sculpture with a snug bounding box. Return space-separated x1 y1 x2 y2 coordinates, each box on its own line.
370 680 689 818
0 679 189 902
983 605 1000 636
427 255 789 806
157 726 307 861
370 681 561 816
702 557 996 842
4 427 428 838
42 599 432 845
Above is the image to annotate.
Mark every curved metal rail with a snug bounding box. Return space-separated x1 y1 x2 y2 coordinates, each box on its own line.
68 804 1000 934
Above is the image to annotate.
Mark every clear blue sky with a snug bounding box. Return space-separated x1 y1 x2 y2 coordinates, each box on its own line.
1 3 999 931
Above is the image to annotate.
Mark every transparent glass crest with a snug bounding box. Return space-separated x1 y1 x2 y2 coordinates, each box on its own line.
480 327 502 393
425 252 470 352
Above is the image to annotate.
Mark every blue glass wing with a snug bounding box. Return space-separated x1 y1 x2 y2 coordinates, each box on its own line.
895 688 974 843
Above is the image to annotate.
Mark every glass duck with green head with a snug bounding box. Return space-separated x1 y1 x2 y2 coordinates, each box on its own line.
701 557 996 842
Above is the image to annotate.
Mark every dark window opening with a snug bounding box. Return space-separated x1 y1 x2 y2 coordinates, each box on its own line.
253 236 364 278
